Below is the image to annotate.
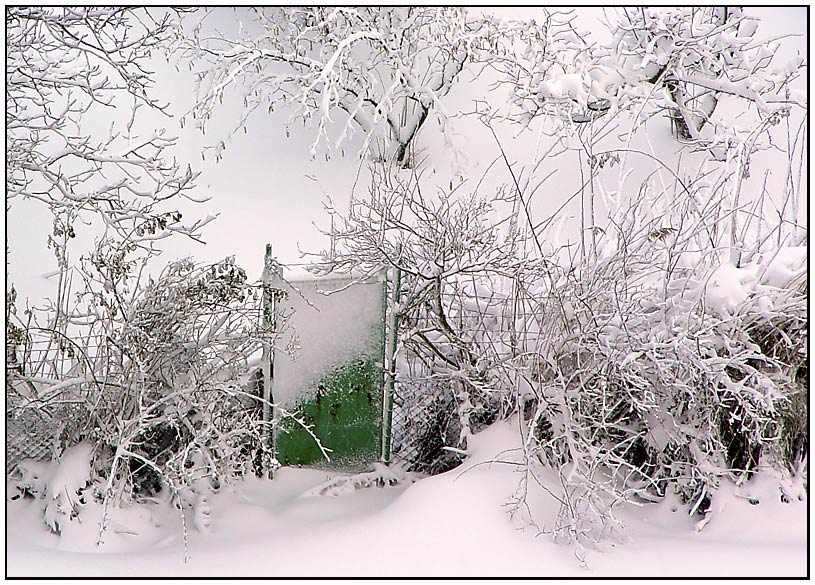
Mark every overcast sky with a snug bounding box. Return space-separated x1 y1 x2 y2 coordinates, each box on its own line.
6 6 808 309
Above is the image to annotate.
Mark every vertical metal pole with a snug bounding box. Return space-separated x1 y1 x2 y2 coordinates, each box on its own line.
261 243 278 479
378 267 388 462
381 246 402 465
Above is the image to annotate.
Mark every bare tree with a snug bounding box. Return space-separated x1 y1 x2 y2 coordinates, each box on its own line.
503 7 806 154
172 7 547 166
7 7 211 247
6 7 217 373
309 163 528 466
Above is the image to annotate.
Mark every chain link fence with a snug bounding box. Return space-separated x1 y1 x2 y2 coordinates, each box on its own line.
6 374 86 475
388 379 464 475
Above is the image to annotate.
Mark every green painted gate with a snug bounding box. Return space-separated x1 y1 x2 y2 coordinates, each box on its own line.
267 270 388 472
276 357 383 469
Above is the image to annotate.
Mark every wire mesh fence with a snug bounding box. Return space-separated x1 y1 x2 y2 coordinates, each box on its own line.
6 373 90 475
389 379 465 474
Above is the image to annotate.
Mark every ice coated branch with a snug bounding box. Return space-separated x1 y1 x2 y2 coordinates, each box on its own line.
173 7 531 166
7 7 203 249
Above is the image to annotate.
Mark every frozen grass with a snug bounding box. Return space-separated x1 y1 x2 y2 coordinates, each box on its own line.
6 418 806 578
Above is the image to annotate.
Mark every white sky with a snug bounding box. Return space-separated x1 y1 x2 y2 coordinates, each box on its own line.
5 6 808 309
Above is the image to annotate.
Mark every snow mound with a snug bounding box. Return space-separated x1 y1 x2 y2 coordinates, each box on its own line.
6 419 807 577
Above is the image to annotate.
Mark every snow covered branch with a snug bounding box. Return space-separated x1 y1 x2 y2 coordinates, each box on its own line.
7 7 206 253
501 7 807 158
172 7 529 166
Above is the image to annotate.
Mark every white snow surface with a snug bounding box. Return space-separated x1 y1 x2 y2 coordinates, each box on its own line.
702 246 808 317
272 273 385 409
6 419 807 578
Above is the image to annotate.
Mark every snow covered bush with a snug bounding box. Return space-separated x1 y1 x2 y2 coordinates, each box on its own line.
4 7 250 544
510 181 807 544
478 6 808 546
7 255 281 542
310 156 807 548
310 134 806 547
312 163 521 469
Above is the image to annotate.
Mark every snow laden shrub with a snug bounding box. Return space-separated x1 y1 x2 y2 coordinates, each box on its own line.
312 165 518 471
91 257 278 535
739 263 808 475
515 190 807 544
8 255 279 541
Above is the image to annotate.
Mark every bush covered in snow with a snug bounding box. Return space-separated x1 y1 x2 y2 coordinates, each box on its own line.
514 202 807 543
316 156 807 547
7 257 281 542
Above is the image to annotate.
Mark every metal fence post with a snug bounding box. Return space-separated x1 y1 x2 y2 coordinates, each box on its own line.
381 245 402 465
261 243 279 479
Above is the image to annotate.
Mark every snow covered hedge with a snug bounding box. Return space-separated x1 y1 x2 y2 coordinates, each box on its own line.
517 219 807 542
7 257 281 541
316 163 807 545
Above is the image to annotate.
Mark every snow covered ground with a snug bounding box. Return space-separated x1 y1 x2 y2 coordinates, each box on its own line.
6 419 807 578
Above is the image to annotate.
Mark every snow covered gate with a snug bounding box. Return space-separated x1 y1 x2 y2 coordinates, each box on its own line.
260 250 394 472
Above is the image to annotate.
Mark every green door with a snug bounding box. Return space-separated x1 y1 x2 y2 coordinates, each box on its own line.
270 274 387 472
276 357 382 470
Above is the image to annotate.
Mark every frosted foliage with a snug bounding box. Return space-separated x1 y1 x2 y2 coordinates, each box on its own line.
172 7 571 165
273 275 384 408
507 7 806 157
